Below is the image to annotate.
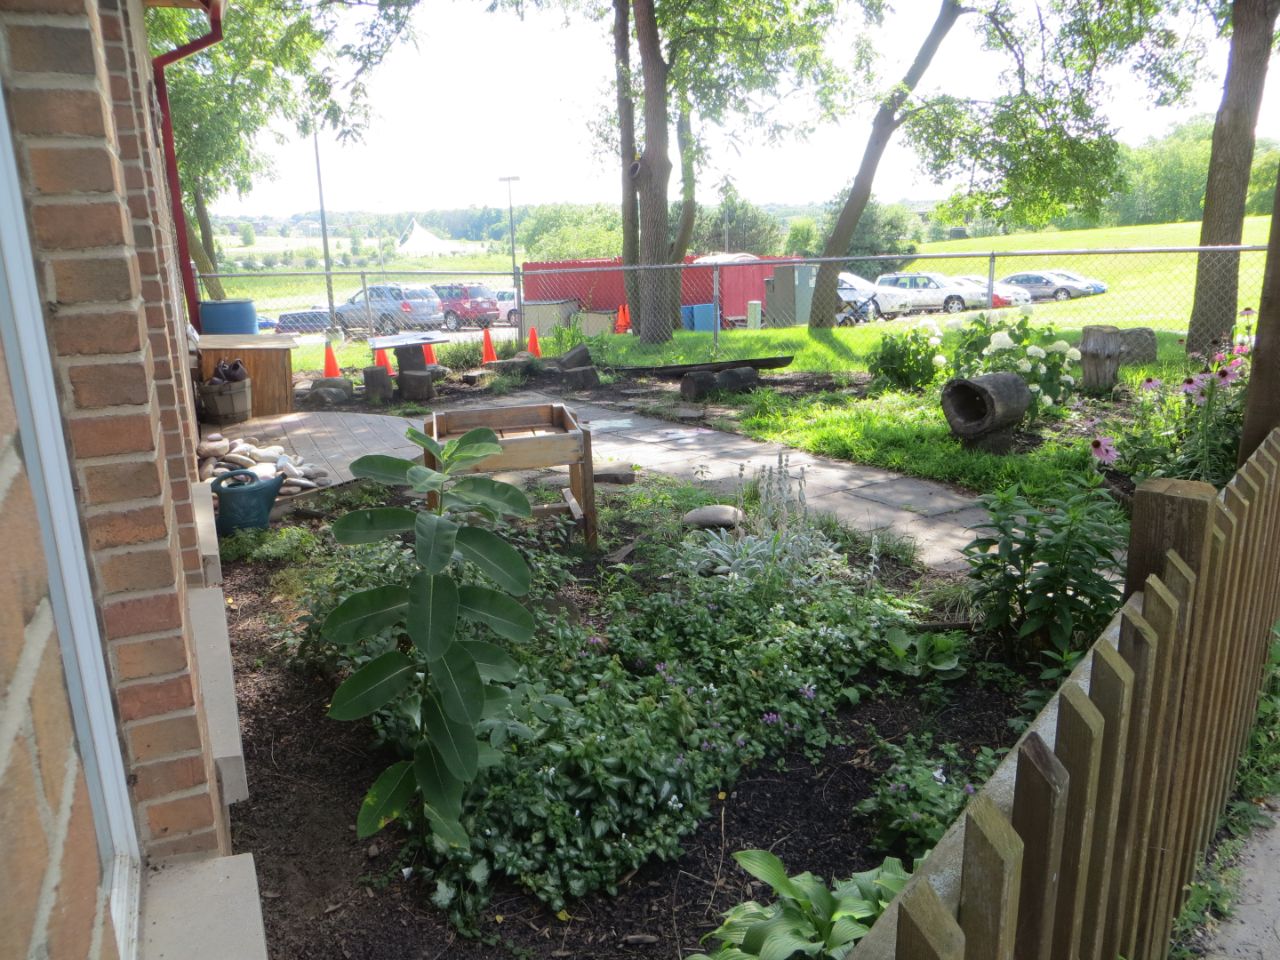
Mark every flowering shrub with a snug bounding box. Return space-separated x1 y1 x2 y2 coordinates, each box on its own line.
951 312 1078 419
868 320 947 391
854 735 1000 861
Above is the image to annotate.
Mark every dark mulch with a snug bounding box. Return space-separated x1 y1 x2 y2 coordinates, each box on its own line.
228 564 1020 960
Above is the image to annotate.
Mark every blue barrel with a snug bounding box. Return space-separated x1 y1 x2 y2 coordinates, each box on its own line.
200 299 259 335
680 304 696 331
690 303 716 332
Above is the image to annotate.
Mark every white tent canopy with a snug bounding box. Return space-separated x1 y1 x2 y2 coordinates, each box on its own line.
398 219 469 257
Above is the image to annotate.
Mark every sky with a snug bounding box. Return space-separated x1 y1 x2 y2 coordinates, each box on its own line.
210 1 1280 218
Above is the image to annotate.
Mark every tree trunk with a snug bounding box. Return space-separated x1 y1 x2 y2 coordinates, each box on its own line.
630 0 674 344
613 0 641 313
1186 0 1280 355
192 182 219 269
1239 161 1280 464
810 0 965 328
670 105 697 261
185 215 225 300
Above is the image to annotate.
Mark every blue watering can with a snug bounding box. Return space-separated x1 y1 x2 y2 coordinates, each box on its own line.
211 469 285 537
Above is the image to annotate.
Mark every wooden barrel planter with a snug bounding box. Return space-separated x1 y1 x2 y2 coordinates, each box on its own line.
940 372 1032 454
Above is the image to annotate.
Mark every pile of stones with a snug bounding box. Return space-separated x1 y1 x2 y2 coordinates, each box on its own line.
196 433 331 499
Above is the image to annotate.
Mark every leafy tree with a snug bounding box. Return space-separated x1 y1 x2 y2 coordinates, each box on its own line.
239 223 256 248
1105 119 1215 225
783 217 820 257
809 0 1202 327
690 179 783 256
518 204 623 261
1247 149 1280 215
279 223 291 237
823 195 919 279
1188 0 1280 354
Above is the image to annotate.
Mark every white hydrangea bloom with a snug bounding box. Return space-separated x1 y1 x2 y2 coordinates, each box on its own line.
929 336 942 346
1029 383 1041 393
1037 363 1047 375
1048 340 1070 353
1026 345 1047 359
1062 374 1075 385
989 331 1016 351
933 354 948 367
1017 359 1032 373
945 318 965 331
1066 347 1082 361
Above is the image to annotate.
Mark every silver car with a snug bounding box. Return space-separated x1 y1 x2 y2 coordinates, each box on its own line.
952 275 1032 307
276 283 446 336
999 271 1094 301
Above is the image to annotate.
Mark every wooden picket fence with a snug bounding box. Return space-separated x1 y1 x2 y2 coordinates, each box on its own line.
852 429 1280 960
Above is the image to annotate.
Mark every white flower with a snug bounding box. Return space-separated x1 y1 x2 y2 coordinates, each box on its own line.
989 331 1015 351
1017 359 1032 373
1062 374 1075 385
945 318 965 331
1037 363 1047 375
917 319 942 336
932 354 948 367
929 336 942 346
1066 348 1082 361
1029 384 1041 393
1048 340 1070 353
1026 345 1046 359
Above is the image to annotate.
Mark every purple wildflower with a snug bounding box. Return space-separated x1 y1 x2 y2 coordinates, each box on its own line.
762 712 781 726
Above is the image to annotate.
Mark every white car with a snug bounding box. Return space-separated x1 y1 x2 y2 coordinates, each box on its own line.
951 275 1032 308
836 271 908 321
875 272 981 314
494 288 520 324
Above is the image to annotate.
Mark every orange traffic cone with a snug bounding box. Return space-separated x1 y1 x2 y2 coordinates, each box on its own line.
481 327 498 364
323 342 340 378
616 303 631 334
375 348 394 374
422 343 438 365
526 327 542 358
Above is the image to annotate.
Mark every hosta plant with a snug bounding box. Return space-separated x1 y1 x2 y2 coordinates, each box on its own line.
689 850 911 960
321 426 538 845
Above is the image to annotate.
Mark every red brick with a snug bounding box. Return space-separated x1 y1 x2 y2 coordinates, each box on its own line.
26 145 119 196
0 478 50 687
117 673 193 722
104 42 125 74
82 458 161 505
100 10 124 43
51 255 138 304
145 827 219 860
29 640 74 810
33 201 129 250
102 592 180 641
113 633 189 682
145 789 213 838
131 755 206 802
51 308 143 356
6 25 97 75
8 88 107 138
98 914 119 960
67 413 154 459
86 504 166 550
98 548 174 595
45 774 99 960
68 362 148 409
127 713 201 764
0 748 49 960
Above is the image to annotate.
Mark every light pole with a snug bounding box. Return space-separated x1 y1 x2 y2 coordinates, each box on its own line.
499 175 523 344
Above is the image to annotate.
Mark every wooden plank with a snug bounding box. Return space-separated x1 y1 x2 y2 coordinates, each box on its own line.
198 334 298 349
531 503 571 518
1011 732 1070 960
437 403 557 433
451 434 584 474
1050 683 1105 960
561 488 584 522
897 880 965 960
959 795 1023 960
1124 478 1218 599
576 427 597 548
199 345 295 417
1080 642 1134 960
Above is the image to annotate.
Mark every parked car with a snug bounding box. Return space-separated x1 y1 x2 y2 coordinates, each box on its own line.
432 283 501 330
951 274 1032 308
494 288 520 325
276 284 445 336
999 271 1095 301
1046 269 1107 295
874 272 980 314
835 271 906 322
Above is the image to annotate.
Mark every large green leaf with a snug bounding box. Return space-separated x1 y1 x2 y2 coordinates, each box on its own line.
328 651 415 720
457 585 534 643
449 477 532 518
733 850 799 900
404 426 445 462
350 454 417 486
444 427 501 461
322 585 409 645
423 694 478 780
331 507 419 544
461 640 519 682
424 809 469 848
414 512 459 574
455 527 531 596
413 742 463 822
408 572 457 660
356 761 416 838
406 465 447 494
432 645 485 724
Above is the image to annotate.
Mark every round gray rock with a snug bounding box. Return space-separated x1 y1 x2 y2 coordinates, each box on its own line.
682 505 745 529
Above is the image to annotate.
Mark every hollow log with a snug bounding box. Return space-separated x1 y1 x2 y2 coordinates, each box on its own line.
1080 325 1122 394
941 373 1032 454
680 370 718 401
363 366 394 404
398 370 436 402
715 366 759 392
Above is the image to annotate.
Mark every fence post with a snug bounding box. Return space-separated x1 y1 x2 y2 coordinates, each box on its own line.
515 265 525 348
986 252 996 309
361 271 372 332
1123 478 1216 598
1011 732 1070 959
959 795 1023 960
712 264 721 351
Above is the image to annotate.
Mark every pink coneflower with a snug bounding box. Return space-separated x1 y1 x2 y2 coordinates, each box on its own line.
1214 352 1227 364
1140 377 1162 391
1090 436 1118 465
1082 416 1099 429
1179 377 1199 394
1193 388 1209 406
1234 343 1251 356
1229 356 1245 370
1216 366 1240 385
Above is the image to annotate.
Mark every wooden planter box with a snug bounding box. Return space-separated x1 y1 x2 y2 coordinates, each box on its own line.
427 402 597 546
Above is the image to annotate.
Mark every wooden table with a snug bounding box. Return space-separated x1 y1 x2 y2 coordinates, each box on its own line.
198 334 298 417
426 403 597 547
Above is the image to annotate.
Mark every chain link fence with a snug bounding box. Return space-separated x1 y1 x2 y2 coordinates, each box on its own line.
198 245 1266 364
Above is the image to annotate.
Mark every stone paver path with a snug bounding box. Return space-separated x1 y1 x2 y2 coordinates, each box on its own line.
1200 807 1280 960
227 390 985 568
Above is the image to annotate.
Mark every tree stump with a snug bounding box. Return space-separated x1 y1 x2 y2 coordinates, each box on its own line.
363 365 394 404
1117 327 1158 365
680 370 718 401
398 370 436 402
1080 325 1123 394
394 345 427 373
941 372 1032 454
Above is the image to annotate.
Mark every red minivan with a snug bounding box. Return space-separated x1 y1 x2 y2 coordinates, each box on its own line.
431 283 501 330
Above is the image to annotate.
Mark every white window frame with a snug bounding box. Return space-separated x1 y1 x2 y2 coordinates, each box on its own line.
0 93 141 960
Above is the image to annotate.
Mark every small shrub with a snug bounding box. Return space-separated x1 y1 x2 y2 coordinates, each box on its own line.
219 526 320 565
868 322 945 391
951 312 1077 419
855 735 1000 861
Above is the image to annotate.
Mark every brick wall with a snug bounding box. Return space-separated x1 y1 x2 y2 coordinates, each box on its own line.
0 0 227 863
0 342 118 960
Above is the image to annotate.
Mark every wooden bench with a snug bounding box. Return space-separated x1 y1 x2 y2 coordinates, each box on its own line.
425 403 597 547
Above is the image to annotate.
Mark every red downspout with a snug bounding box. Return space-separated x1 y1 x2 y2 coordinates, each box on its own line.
152 0 224 332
